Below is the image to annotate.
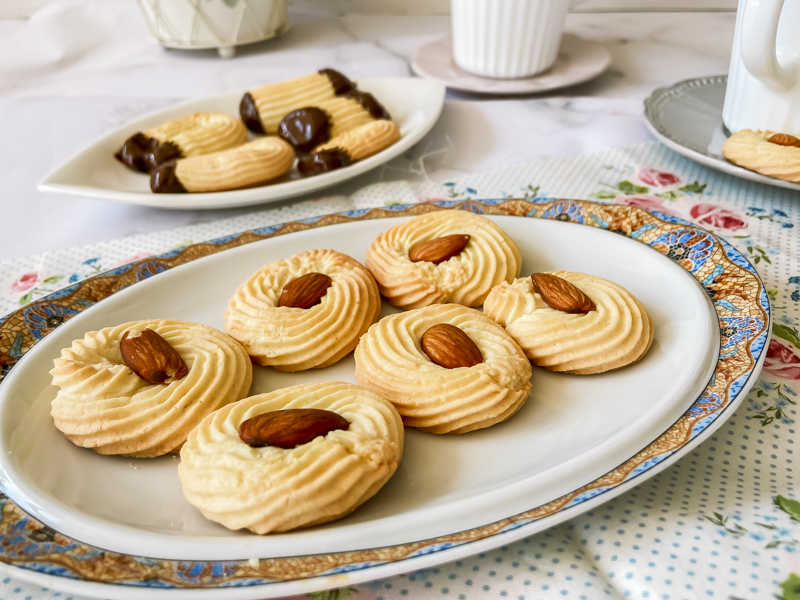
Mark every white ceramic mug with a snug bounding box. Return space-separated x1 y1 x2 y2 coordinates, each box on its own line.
722 0 800 133
451 0 572 79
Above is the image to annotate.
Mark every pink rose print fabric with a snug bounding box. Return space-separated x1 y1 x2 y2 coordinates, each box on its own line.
10 272 41 294
765 338 800 380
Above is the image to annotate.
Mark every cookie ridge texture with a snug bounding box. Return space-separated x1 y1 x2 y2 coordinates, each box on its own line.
170 136 295 193
225 249 381 371
178 381 404 534
50 319 252 457
366 211 522 309
721 129 800 182
354 303 532 434
483 271 653 374
145 112 247 158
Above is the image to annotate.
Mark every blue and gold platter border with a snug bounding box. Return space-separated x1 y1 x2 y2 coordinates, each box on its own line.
0 199 769 592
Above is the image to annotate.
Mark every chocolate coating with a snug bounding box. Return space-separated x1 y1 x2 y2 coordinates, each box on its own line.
344 89 391 120
116 134 184 173
298 148 352 176
319 68 355 95
239 92 265 134
144 140 182 173
115 133 153 172
150 162 187 194
278 107 331 153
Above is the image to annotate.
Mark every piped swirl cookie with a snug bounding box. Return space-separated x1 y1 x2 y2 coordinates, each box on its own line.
150 137 295 193
178 381 404 534
483 271 653 374
240 68 356 135
50 319 252 457
278 93 390 154
298 119 400 176
366 211 522 309
354 304 532 434
224 249 381 371
721 129 800 182
116 112 247 173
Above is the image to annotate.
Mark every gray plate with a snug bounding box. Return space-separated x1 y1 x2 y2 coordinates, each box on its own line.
644 75 800 192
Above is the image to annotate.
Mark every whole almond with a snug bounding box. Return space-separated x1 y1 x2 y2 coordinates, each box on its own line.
768 133 800 147
409 234 470 265
120 328 189 385
238 408 350 449
279 272 333 309
531 273 596 314
421 323 484 369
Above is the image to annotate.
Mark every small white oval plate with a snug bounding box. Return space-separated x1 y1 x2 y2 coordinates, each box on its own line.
37 78 445 210
644 75 800 193
412 35 611 95
0 215 718 568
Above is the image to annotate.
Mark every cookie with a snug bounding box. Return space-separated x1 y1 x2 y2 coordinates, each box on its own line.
483 271 653 374
178 381 404 534
278 94 388 153
297 119 400 176
224 249 381 371
318 119 399 159
116 112 247 173
150 136 295 193
240 68 356 135
722 129 800 182
354 303 532 434
365 211 522 309
50 319 252 458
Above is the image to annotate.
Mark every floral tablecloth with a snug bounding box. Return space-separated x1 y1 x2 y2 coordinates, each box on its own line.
1 141 799 600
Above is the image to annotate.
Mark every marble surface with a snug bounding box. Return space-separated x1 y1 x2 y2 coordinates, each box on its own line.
0 1 735 262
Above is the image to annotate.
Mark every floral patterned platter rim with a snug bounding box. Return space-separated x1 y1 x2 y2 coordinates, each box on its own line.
644 75 800 193
0 199 769 599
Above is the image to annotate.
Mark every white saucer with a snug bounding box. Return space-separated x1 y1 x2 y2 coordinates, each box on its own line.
411 34 611 95
644 75 800 193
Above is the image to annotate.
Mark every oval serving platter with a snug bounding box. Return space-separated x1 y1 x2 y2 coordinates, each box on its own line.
0 199 769 600
37 78 446 210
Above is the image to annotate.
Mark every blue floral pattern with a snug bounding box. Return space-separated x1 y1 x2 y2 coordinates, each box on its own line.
22 303 79 340
540 201 584 224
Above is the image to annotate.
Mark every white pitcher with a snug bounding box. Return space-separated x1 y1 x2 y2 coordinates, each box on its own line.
722 0 800 133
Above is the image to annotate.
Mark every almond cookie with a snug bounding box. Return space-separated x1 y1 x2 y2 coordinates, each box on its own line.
484 271 653 374
150 136 295 193
240 68 356 135
225 249 381 371
722 129 800 182
116 112 247 173
354 304 532 434
179 381 404 534
50 319 252 458
365 211 522 309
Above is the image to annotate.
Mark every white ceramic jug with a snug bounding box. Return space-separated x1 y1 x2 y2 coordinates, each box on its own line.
722 0 800 133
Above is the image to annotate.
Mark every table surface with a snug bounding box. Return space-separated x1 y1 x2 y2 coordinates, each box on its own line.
0 3 735 262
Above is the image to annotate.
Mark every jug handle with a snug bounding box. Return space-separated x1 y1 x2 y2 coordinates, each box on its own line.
741 0 795 90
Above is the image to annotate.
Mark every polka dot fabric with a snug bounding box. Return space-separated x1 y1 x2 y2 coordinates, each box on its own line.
1 142 798 600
